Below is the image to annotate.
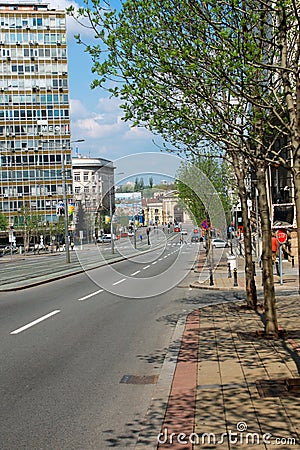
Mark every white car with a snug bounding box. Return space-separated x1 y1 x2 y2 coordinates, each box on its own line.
203 238 229 249
181 229 188 235
97 234 116 243
211 238 228 248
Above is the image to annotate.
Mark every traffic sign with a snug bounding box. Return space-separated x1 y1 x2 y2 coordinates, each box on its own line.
276 229 287 244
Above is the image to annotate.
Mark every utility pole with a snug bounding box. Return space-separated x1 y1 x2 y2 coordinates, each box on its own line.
61 150 70 263
110 178 115 254
62 139 85 264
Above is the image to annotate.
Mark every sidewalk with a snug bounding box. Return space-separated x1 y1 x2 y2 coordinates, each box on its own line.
191 249 299 294
136 251 300 449
153 297 300 449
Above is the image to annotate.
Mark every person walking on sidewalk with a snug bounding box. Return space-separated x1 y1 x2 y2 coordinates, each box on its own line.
272 233 278 263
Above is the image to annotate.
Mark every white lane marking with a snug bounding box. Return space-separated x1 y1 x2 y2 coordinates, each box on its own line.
113 278 126 285
143 265 150 270
152 261 157 265
10 310 60 335
78 289 104 301
131 270 141 276
158 258 163 261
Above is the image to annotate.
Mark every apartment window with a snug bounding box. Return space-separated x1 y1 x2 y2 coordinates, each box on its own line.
74 172 80 181
83 172 89 182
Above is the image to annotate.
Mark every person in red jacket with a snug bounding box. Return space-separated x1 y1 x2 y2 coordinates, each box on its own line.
272 233 278 263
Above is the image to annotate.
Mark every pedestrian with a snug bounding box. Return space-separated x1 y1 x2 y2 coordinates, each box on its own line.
271 233 278 263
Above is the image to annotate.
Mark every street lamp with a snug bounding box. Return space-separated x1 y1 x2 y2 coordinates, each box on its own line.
62 139 85 263
110 181 115 254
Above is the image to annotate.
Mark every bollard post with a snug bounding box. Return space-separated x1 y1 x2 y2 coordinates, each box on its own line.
209 267 214 286
275 260 280 276
233 268 238 286
291 256 294 268
252 261 256 276
227 262 232 278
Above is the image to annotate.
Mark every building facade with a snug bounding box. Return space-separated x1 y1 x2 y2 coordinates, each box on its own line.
0 2 72 228
72 156 115 241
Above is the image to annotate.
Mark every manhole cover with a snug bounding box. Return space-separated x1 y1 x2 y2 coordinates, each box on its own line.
256 378 300 397
120 374 159 384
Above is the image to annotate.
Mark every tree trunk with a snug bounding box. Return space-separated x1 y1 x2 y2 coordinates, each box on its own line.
256 162 278 335
292 155 300 294
231 152 257 309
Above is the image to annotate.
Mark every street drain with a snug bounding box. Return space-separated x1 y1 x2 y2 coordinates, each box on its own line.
256 378 300 397
120 374 159 385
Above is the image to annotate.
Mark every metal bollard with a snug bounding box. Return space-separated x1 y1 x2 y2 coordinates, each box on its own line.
275 260 280 276
233 268 238 287
209 267 214 286
228 262 232 278
291 256 294 268
252 261 256 276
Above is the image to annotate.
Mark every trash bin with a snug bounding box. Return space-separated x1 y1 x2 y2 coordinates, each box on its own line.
227 255 237 270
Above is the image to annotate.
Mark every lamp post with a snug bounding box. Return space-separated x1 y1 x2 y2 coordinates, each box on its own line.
62 139 85 263
110 181 115 254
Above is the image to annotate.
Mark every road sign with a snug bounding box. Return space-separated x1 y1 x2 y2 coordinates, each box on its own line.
276 229 287 244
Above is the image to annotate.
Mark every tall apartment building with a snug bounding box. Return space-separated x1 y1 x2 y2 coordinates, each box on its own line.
0 2 72 227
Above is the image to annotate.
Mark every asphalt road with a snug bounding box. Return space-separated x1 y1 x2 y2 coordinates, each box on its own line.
0 234 236 449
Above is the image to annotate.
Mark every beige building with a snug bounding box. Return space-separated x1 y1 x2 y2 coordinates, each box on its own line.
143 190 192 225
72 156 114 240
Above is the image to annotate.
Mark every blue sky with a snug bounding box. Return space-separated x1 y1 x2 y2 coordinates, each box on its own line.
49 0 169 173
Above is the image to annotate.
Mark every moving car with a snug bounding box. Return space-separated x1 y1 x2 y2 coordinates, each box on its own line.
203 238 229 249
211 238 229 248
174 226 181 232
97 234 116 243
181 229 188 235
191 233 200 242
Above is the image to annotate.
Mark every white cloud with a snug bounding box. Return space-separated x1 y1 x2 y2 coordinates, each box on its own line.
124 126 153 140
73 115 125 139
70 98 91 119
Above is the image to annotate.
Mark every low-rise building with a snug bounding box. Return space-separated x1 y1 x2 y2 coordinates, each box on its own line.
72 155 114 241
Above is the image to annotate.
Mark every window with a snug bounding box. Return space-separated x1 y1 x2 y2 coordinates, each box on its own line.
83 172 89 182
74 172 80 181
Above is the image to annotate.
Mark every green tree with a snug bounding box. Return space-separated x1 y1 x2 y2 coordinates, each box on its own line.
0 212 8 230
176 157 233 227
148 176 154 188
139 177 144 190
134 177 140 191
68 0 300 329
68 0 260 312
